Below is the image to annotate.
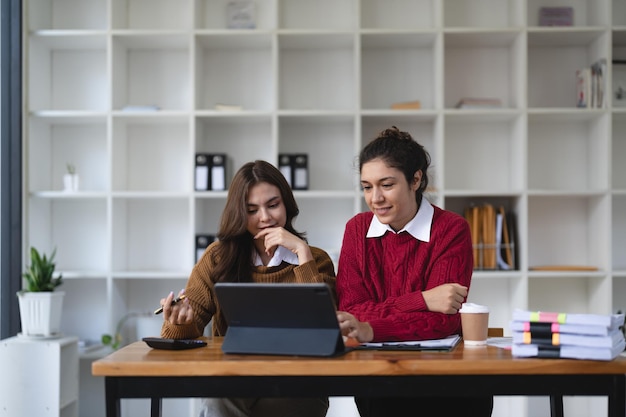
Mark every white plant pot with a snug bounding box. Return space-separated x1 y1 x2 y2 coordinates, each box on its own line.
63 173 79 192
17 291 65 338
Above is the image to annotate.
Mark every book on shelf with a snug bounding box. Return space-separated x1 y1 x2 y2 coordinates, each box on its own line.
576 59 608 109
215 103 243 111
391 100 421 110
496 206 513 270
591 58 607 108
512 328 623 349
481 204 496 269
455 97 502 109
529 265 598 271
511 320 621 337
512 309 625 328
226 0 256 29
121 105 160 112
576 67 591 108
464 204 515 270
511 339 624 361
538 7 573 27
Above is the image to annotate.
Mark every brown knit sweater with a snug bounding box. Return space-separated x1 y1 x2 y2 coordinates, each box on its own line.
161 241 337 339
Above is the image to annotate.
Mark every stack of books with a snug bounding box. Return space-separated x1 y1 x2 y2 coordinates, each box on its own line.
576 58 607 108
511 309 625 361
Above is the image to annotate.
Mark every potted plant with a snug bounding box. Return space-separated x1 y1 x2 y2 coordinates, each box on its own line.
17 247 64 338
63 163 79 192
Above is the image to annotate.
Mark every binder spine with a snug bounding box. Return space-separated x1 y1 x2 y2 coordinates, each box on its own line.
195 153 210 191
196 234 217 263
278 153 309 190
209 154 227 191
278 154 293 187
292 154 309 190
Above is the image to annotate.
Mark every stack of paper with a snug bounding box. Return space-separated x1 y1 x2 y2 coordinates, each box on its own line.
511 309 625 361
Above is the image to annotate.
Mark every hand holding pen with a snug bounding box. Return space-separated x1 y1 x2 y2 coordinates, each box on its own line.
157 290 195 326
154 293 187 315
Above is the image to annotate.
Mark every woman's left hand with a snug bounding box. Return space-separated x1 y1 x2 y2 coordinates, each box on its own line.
254 227 313 263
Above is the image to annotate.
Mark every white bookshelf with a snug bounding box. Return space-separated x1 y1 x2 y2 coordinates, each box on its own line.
22 1 626 416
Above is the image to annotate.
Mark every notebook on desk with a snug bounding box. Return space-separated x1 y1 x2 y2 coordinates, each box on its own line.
214 282 349 357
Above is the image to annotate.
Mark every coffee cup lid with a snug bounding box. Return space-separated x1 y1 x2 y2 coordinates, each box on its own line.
459 302 489 313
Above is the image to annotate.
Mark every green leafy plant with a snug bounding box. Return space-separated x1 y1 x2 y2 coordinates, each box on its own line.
21 247 63 292
101 311 151 350
66 163 76 175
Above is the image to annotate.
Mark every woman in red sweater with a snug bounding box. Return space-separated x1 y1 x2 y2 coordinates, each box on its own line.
335 127 493 417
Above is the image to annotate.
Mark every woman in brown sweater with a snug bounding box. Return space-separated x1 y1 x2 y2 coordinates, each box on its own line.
158 159 335 417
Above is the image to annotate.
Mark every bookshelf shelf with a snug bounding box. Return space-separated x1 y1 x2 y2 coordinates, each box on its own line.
21 1 625 416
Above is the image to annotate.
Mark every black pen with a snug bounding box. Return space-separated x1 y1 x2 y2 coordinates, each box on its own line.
154 294 187 315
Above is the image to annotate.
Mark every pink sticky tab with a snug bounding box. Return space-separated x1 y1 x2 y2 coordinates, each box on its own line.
551 323 560 332
538 312 559 322
523 322 531 331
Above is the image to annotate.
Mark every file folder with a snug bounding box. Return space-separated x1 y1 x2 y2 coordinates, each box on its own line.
195 234 217 263
195 153 210 191
278 154 293 187
292 154 309 190
209 154 227 191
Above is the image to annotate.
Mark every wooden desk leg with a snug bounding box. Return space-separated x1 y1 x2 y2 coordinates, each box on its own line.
105 378 121 417
550 395 563 417
151 397 162 417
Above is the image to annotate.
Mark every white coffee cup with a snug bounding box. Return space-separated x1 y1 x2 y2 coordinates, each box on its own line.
459 303 489 346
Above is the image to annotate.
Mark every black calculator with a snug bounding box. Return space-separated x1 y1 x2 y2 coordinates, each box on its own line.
142 337 207 350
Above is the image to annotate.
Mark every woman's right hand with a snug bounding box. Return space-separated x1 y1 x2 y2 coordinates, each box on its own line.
422 283 468 314
336 311 374 343
160 291 194 325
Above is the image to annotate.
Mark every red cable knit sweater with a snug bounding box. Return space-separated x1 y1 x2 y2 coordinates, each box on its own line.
336 206 473 342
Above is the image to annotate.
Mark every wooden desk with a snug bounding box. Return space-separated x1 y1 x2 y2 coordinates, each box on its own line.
93 337 626 417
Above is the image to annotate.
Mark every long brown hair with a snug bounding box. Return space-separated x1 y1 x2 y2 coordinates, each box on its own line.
212 160 306 282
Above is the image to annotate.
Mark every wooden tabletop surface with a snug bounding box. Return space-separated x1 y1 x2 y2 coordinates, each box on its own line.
92 337 626 377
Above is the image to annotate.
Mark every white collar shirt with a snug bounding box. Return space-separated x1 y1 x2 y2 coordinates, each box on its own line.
365 198 434 242
253 244 299 267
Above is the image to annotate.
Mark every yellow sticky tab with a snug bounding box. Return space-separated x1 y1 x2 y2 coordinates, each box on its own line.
552 333 560 345
523 332 532 344
557 313 566 324
530 312 540 321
